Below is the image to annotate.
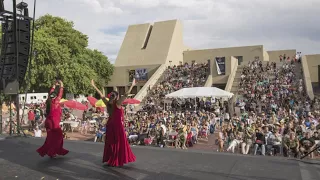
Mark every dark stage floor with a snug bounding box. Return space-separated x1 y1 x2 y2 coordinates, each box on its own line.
0 137 319 180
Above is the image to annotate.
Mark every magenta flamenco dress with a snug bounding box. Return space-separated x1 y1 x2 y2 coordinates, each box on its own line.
103 102 136 166
36 87 69 157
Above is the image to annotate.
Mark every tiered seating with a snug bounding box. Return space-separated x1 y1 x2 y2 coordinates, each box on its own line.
141 62 209 112
123 62 212 149
217 60 320 159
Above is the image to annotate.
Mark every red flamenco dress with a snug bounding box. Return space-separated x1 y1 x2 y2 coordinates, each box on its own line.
103 102 136 166
36 87 69 157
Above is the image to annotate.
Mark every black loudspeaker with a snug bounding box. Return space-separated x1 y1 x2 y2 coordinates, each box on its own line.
0 19 31 94
0 0 4 13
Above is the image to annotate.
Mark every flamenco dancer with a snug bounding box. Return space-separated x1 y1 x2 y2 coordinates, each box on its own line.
91 79 136 167
36 80 69 158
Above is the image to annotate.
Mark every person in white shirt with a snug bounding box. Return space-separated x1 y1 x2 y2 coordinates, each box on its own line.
296 52 302 62
34 126 42 138
159 121 167 136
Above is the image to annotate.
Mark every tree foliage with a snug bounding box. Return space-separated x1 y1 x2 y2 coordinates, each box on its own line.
25 14 114 94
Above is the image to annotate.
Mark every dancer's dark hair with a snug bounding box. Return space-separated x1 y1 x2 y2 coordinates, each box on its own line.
109 91 119 101
45 86 60 117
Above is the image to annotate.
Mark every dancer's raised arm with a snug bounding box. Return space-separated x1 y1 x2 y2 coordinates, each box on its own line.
91 80 105 97
55 80 64 102
116 78 136 106
49 81 58 94
91 79 109 106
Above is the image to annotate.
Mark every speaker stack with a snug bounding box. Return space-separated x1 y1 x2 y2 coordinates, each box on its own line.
0 18 31 94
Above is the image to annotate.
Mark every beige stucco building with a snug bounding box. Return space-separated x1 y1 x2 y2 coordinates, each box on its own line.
107 19 320 100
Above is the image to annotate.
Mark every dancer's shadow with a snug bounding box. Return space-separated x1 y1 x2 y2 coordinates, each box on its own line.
0 139 133 180
0 139 193 180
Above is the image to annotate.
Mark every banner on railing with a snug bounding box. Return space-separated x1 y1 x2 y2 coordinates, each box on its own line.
135 68 148 83
215 57 226 75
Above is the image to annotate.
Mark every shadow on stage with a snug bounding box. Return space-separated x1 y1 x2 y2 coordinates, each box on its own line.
0 138 301 180
0 139 194 180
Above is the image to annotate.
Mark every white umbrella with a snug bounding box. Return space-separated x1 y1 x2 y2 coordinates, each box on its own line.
165 87 233 99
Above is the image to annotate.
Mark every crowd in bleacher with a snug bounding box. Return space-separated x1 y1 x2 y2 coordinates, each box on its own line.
113 62 226 149
142 62 209 112
218 58 320 158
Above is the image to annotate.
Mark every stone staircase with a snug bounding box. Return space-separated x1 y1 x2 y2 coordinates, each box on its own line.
134 65 169 110
140 71 168 106
230 64 245 101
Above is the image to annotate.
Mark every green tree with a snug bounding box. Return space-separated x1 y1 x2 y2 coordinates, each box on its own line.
26 14 114 94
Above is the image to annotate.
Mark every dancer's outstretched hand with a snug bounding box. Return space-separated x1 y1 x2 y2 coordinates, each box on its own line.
91 79 96 87
58 80 64 87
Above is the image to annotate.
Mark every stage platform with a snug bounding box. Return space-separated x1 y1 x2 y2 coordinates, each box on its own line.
0 137 319 180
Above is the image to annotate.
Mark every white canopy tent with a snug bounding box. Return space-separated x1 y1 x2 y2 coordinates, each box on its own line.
165 87 234 99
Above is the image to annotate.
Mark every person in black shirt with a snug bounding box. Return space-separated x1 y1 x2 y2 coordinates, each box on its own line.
254 127 266 156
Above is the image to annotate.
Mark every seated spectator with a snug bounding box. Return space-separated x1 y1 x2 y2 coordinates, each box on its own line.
266 128 282 156
299 131 316 158
241 126 253 155
137 121 149 145
254 127 266 156
218 126 226 152
283 132 299 158
155 123 165 147
227 132 243 153
34 126 42 138
79 119 89 135
175 121 187 149
128 124 139 143
200 121 209 139
190 121 199 144
312 131 320 140
94 125 106 142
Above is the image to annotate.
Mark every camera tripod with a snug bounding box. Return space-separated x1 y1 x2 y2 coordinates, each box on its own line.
300 143 320 160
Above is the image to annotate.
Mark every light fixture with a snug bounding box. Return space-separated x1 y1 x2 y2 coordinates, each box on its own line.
17 2 29 17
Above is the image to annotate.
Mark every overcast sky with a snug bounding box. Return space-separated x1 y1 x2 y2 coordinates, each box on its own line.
4 0 320 63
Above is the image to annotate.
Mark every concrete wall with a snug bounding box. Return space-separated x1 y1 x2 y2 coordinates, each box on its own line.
115 20 184 67
225 57 239 92
183 45 264 64
109 20 185 88
302 55 315 99
263 50 269 61
305 54 320 83
166 20 185 66
267 49 296 62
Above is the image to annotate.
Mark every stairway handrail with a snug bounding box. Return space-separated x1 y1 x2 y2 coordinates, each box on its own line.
225 61 239 92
